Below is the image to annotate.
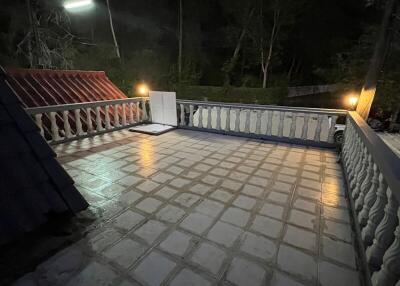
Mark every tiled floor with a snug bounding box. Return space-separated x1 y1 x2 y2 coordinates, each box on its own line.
14 129 362 286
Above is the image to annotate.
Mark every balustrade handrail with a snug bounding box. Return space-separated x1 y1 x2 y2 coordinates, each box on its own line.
25 97 149 115
347 111 400 199
176 99 348 116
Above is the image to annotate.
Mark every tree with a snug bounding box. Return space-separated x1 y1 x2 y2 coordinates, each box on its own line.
260 0 280 88
221 0 256 85
356 0 398 119
106 0 121 58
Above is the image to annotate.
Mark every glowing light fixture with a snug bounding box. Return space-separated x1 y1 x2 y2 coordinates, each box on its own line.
64 0 93 10
136 83 149 96
349 96 358 107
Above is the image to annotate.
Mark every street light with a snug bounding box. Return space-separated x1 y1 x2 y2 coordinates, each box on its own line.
64 0 93 10
63 0 120 59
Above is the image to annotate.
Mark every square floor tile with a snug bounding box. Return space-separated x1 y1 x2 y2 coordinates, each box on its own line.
250 215 283 239
103 239 146 269
170 269 211 286
268 192 289 204
277 245 317 282
283 225 316 252
207 221 242 247
227 257 266 286
132 252 176 286
156 205 186 223
134 220 167 244
195 199 224 218
135 198 163 214
233 195 257 210
288 209 316 230
210 190 233 203
259 203 284 220
240 232 277 261
114 210 145 231
159 230 191 256
180 212 214 235
174 193 201 208
191 242 226 274
221 207 250 227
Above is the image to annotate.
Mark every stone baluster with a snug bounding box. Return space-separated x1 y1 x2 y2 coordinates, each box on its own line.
141 99 148 120
95 106 104 132
362 174 388 246
327 115 338 143
278 111 285 137
207 106 212 129
314 114 324 141
367 188 399 270
255 110 262 134
266 110 273 136
346 136 361 174
371 208 400 286
74 109 84 135
225 108 231 131
189 105 194 127
342 124 355 165
136 102 141 122
289 112 297 138
358 164 380 226
121 104 127 126
244 109 251 133
355 154 374 212
49 112 60 141
351 147 369 199
129 103 134 124
34 113 44 137
234 109 241 132
114 104 120 127
301 113 310 140
62 110 72 138
104 105 112 129
198 106 203 128
86 108 93 133
180 104 185 126
349 139 364 185
216 107 221 130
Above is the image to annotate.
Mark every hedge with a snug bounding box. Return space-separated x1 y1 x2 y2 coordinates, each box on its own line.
176 85 288 105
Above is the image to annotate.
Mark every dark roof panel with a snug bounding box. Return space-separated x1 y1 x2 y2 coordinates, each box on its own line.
0 73 88 245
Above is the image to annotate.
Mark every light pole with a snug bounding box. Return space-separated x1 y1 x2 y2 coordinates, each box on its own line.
63 0 121 59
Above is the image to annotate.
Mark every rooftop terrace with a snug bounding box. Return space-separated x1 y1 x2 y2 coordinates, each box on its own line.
13 128 360 286
8 97 400 286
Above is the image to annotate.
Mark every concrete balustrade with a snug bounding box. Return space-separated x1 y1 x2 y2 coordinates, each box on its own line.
25 97 150 144
342 111 400 286
176 100 346 147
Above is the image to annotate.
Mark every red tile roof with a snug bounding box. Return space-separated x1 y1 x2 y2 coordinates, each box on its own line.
5 68 137 137
6 68 127 107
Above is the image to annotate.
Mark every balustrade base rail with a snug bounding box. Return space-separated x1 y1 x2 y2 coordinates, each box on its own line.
178 125 338 148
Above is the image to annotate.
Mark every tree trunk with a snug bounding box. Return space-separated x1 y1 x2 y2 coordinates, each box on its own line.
223 7 255 85
178 0 183 84
356 0 397 119
106 0 120 59
287 56 296 81
261 8 279 88
26 0 40 67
